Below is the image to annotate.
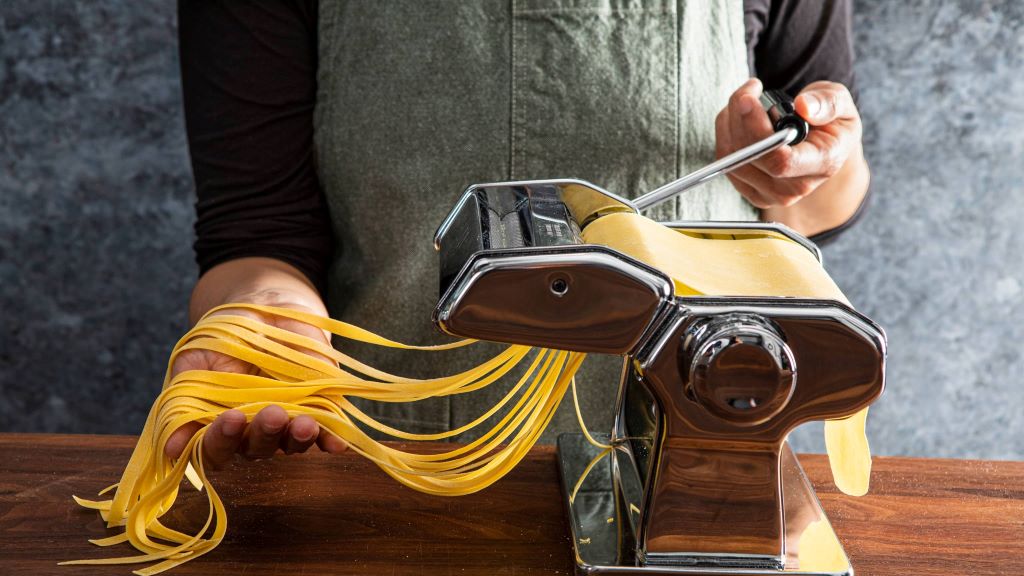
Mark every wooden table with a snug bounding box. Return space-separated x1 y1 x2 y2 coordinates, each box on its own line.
1 434 1022 575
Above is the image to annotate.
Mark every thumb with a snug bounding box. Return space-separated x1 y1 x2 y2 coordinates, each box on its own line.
795 82 857 126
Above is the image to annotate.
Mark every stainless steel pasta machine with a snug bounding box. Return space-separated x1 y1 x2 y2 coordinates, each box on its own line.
430 92 885 575
432 176 885 575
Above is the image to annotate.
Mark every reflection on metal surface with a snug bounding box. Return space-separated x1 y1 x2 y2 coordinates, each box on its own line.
625 299 883 565
434 179 886 576
559 434 852 575
434 178 633 250
433 247 673 355
558 433 626 570
684 314 797 427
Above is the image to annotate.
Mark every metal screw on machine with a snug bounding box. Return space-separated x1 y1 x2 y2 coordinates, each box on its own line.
632 90 810 212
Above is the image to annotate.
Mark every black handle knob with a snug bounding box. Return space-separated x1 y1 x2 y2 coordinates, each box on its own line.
759 89 809 146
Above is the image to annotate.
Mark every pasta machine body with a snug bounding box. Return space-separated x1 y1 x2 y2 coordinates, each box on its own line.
433 179 886 576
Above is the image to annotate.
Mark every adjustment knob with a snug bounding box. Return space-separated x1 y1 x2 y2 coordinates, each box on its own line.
683 314 796 427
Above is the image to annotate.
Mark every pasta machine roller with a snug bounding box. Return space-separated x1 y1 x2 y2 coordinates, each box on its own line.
432 176 886 575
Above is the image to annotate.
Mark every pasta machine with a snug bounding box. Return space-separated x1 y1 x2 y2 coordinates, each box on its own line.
431 93 885 575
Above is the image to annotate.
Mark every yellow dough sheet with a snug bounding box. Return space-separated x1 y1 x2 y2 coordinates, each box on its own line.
581 211 848 301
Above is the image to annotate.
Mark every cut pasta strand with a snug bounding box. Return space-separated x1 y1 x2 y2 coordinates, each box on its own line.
65 305 584 574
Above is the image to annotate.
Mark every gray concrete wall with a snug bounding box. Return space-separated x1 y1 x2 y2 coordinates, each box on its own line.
1 1 1022 459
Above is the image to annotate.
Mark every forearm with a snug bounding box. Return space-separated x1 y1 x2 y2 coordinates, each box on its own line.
189 257 327 326
760 143 870 237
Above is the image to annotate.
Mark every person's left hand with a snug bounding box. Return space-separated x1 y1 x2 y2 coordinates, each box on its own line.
715 78 863 209
164 298 348 468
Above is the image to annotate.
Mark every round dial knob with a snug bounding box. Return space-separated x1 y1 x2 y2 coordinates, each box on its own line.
683 314 796 426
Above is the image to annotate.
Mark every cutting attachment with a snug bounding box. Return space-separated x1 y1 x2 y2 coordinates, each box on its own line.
431 92 884 576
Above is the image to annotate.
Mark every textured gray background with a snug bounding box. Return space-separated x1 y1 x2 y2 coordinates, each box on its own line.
1 1 1021 459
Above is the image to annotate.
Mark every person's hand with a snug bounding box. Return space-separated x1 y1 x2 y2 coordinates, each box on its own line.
715 78 863 209
164 295 348 468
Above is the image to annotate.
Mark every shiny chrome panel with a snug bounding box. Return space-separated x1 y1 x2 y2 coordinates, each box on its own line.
434 178 642 297
559 433 851 575
621 297 884 563
434 180 820 265
684 314 797 427
433 178 822 296
434 178 635 250
434 246 674 355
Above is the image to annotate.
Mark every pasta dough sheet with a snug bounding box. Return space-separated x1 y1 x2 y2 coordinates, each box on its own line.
581 212 848 300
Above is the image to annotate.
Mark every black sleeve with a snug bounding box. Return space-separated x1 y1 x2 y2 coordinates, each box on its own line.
744 0 867 245
179 0 332 294
744 0 856 99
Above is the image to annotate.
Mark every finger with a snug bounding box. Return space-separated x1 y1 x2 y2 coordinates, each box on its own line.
755 144 814 179
714 108 730 154
729 163 826 207
730 88 791 179
283 414 319 454
775 128 851 180
725 172 774 209
727 77 763 117
727 80 794 184
201 409 248 468
724 87 819 183
165 422 202 460
241 405 289 460
317 432 349 454
717 102 771 171
795 81 858 126
717 99 781 209
729 88 775 150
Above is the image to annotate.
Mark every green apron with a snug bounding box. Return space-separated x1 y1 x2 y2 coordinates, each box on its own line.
314 0 755 441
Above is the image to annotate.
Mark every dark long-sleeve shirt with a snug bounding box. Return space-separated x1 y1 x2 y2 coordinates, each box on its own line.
179 0 861 294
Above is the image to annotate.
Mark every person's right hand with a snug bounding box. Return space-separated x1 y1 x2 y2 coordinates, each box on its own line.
165 259 349 468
